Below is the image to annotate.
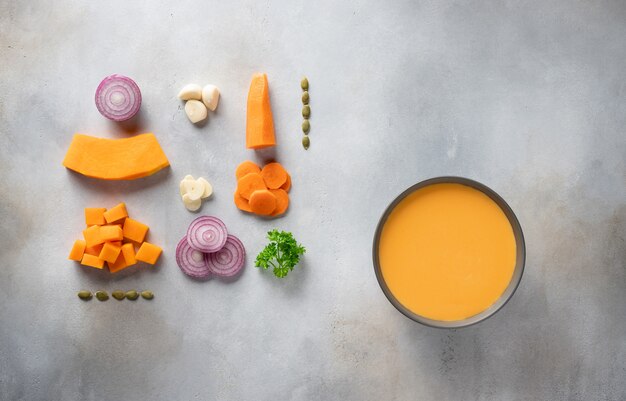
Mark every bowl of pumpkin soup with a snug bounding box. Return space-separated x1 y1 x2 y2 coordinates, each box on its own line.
372 177 525 328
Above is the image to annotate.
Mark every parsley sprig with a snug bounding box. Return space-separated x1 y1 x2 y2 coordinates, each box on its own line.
255 229 306 278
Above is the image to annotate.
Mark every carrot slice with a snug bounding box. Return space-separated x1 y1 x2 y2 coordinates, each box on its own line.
281 173 291 192
260 162 288 189
249 190 277 216
246 73 276 149
234 191 253 212
237 172 266 200
270 189 290 216
236 160 261 180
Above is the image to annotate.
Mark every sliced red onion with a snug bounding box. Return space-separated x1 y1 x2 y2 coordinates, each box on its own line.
205 234 246 277
186 216 228 253
176 236 211 279
95 74 142 121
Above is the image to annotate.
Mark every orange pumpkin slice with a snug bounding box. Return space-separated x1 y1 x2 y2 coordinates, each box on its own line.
63 133 170 180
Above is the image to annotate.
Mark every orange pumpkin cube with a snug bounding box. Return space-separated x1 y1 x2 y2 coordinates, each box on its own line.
108 253 127 273
103 203 128 223
123 218 149 243
99 225 123 242
121 243 137 266
135 242 162 265
84 208 107 226
80 254 104 269
84 243 104 256
68 239 86 261
99 242 122 263
83 225 103 247
108 256 126 272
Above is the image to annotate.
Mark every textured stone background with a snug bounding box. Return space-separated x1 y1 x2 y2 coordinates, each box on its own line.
1 1 625 400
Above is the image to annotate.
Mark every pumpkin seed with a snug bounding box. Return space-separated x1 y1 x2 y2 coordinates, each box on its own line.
111 290 125 300
95 291 109 301
126 290 139 300
302 120 310 134
141 291 154 300
301 91 309 105
77 290 92 301
302 105 310 119
302 136 310 150
300 77 309 91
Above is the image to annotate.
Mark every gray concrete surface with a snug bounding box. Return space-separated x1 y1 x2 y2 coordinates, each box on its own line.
1 1 625 400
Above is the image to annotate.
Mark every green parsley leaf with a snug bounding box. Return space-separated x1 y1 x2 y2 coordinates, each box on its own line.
254 229 306 278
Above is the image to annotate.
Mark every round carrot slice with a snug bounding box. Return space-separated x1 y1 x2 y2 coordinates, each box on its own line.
237 172 266 200
281 173 291 192
249 190 277 216
260 162 288 189
270 189 289 216
236 160 261 180
234 191 252 212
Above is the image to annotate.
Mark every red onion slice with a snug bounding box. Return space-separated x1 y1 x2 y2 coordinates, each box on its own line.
186 216 228 253
205 234 246 277
95 74 142 121
176 236 211 279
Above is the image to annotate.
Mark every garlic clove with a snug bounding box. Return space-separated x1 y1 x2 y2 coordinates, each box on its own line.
183 179 204 201
182 193 202 211
184 100 208 123
201 85 220 111
197 177 213 199
177 84 203 100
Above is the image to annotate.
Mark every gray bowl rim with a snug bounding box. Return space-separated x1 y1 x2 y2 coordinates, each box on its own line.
372 176 526 329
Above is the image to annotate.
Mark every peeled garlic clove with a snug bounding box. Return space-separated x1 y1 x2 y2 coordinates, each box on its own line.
179 176 195 197
197 177 213 199
178 84 202 100
184 180 205 201
184 100 208 123
182 193 202 211
201 85 220 111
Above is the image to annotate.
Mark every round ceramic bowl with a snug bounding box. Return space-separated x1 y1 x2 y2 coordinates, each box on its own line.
372 176 525 328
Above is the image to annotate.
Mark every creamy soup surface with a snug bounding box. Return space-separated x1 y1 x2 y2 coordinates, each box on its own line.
378 183 517 321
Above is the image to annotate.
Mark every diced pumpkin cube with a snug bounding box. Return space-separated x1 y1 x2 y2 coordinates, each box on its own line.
110 241 122 247
103 203 128 223
84 208 107 226
83 225 103 247
99 242 122 263
99 225 123 242
84 243 104 256
108 252 128 273
123 218 149 243
68 239 86 261
81 253 105 269
136 242 162 265
121 243 137 266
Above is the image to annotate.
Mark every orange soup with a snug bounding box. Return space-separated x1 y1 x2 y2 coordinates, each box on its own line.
378 183 516 321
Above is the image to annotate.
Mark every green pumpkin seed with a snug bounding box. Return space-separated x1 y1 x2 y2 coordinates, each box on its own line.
141 291 154 300
77 290 92 301
301 91 309 105
302 105 310 119
126 290 139 300
302 136 310 150
95 291 109 301
111 290 125 300
300 77 309 91
302 120 310 134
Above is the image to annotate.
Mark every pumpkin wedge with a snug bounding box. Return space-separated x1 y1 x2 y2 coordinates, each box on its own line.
63 133 170 180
